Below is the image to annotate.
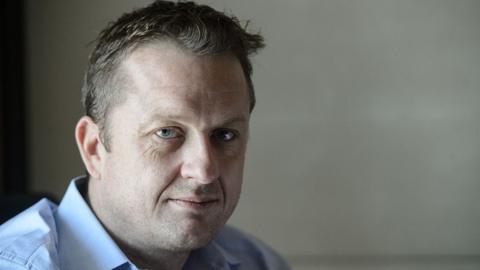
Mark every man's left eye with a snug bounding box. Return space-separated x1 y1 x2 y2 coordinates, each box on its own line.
212 129 237 142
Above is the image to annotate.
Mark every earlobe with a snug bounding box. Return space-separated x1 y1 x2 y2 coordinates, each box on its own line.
75 116 105 179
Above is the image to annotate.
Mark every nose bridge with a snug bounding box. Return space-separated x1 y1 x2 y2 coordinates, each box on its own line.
182 132 219 183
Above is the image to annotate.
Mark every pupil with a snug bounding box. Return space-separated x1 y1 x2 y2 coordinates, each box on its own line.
161 129 171 137
219 130 231 140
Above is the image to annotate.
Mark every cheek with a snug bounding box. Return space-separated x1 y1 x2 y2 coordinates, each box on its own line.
221 156 245 205
103 144 181 207
219 138 248 158
145 160 180 193
101 153 142 211
136 147 185 203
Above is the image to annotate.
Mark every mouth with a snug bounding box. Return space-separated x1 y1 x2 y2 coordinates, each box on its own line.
168 198 219 210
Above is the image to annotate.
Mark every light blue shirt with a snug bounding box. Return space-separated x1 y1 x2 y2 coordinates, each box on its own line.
0 176 290 270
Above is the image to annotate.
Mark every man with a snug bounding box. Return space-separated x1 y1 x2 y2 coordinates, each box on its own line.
0 1 290 269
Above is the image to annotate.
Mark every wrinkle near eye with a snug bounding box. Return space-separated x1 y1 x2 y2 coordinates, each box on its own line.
143 138 178 161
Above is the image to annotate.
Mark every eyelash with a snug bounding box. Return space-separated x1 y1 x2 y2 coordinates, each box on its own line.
154 127 183 140
153 127 238 142
211 129 238 142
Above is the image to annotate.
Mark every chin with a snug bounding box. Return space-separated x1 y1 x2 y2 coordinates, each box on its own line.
168 230 216 252
173 221 223 251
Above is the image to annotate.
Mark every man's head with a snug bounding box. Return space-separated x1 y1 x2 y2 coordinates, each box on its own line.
82 0 264 149
75 1 264 268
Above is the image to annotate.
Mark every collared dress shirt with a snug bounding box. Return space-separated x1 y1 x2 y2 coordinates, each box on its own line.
0 176 290 270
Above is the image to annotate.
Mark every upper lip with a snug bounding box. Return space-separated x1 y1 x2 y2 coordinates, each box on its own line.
169 197 218 203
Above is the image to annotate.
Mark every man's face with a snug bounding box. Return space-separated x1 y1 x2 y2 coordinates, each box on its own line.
93 42 250 252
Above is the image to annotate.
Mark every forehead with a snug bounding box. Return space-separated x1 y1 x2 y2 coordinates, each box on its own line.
112 42 249 125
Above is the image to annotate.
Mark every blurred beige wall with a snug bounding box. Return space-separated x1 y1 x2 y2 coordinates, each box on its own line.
26 0 480 269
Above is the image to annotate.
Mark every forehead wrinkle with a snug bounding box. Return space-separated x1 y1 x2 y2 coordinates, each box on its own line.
134 82 246 120
122 52 238 112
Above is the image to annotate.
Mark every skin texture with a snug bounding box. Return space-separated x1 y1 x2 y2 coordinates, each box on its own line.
75 42 250 270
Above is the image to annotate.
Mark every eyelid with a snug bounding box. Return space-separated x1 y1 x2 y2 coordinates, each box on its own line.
154 126 184 139
211 128 239 141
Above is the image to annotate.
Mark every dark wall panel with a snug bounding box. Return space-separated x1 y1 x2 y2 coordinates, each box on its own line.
1 0 27 193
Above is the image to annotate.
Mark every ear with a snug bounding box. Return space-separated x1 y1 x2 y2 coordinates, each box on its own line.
75 116 106 179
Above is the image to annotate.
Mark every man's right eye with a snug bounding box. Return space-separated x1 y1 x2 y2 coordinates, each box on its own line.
154 127 181 139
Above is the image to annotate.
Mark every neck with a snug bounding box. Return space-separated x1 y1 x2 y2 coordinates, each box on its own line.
118 239 190 270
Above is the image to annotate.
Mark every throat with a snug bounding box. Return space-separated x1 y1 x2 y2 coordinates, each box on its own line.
119 241 191 270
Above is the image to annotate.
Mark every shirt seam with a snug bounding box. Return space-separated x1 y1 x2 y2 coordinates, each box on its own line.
0 250 30 269
0 238 48 270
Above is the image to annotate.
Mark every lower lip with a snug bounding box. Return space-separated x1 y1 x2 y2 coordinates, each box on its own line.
169 199 218 210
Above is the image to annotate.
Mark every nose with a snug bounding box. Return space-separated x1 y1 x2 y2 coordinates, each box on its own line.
180 135 220 184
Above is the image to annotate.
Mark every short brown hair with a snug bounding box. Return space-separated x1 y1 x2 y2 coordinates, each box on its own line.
81 0 265 148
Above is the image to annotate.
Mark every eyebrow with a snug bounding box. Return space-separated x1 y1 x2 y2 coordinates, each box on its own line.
218 115 248 126
137 112 186 134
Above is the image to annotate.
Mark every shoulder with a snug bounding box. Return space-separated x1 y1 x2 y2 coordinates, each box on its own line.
213 225 291 270
0 199 60 270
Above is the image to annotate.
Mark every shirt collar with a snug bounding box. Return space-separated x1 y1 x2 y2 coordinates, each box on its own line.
212 241 241 267
55 176 134 270
183 236 241 270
